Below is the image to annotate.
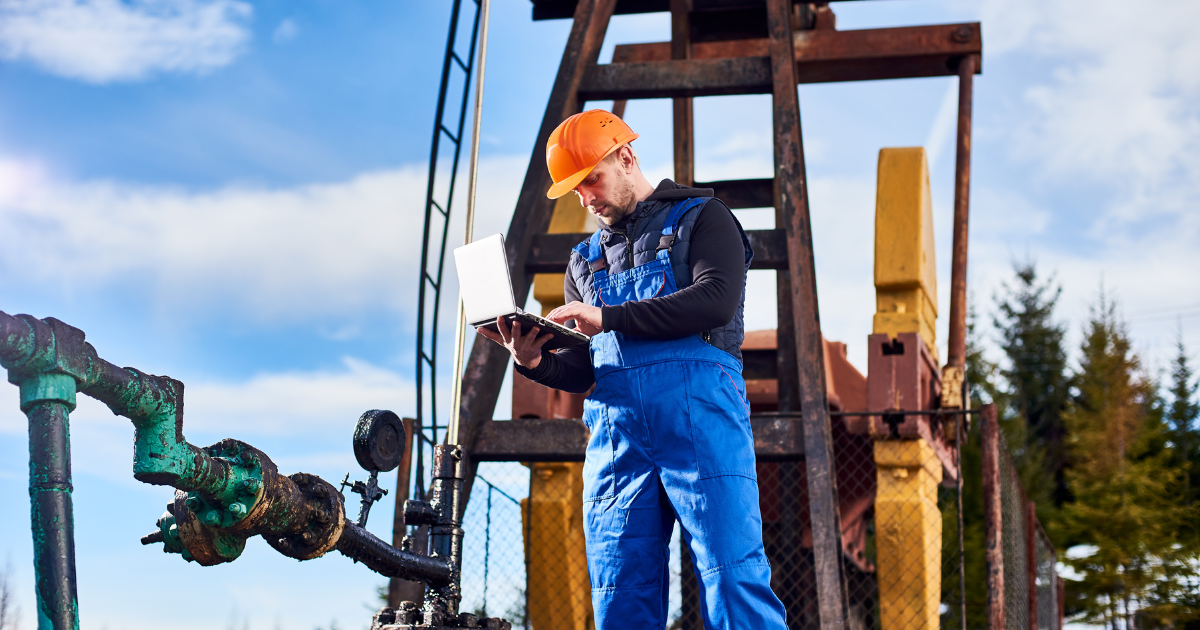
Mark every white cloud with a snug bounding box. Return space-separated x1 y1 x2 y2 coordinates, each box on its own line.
983 0 1200 212
0 155 526 322
0 0 253 83
271 17 297 44
967 0 1200 367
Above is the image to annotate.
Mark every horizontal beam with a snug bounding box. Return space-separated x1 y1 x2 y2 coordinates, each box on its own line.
532 0 874 21
698 178 774 209
579 56 772 100
582 23 982 99
526 228 787 273
472 415 805 462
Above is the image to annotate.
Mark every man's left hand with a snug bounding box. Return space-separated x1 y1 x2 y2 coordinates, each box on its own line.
546 301 603 336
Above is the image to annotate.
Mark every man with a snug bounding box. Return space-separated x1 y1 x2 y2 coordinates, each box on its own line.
479 110 787 630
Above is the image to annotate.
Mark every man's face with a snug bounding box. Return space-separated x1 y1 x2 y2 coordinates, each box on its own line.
573 149 637 226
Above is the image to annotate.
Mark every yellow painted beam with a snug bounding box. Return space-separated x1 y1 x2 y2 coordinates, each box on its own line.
873 439 944 630
522 463 594 630
874 147 939 363
533 194 597 311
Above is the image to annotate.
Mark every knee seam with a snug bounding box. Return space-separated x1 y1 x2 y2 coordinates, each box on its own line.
698 559 772 578
590 584 666 594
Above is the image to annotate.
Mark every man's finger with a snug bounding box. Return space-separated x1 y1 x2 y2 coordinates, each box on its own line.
547 305 576 324
531 332 554 352
519 326 541 349
511 319 523 339
478 327 502 344
496 316 512 344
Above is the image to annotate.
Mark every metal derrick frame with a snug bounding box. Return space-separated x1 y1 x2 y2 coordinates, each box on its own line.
450 1 982 628
414 0 485 492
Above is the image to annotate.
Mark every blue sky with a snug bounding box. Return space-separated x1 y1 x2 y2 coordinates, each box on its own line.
1 0 1198 628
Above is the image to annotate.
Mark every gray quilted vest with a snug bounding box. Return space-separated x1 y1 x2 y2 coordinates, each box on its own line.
566 190 752 363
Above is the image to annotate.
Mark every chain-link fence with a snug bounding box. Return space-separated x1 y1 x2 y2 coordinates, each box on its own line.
1034 526 1058 630
447 405 1059 630
982 408 1062 630
998 433 1032 630
458 463 530 625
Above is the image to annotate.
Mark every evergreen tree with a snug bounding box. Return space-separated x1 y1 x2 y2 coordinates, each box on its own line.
1062 292 1195 628
993 262 1072 507
1166 332 1200 513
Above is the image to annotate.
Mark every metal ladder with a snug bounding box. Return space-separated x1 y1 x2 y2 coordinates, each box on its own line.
413 0 483 493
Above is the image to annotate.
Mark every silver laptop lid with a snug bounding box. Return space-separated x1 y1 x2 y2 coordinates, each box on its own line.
453 233 517 325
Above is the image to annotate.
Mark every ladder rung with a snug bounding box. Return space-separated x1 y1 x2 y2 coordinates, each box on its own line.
430 199 448 217
440 124 459 144
450 52 468 73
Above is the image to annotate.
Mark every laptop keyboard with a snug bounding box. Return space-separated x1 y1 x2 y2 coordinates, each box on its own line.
522 312 590 342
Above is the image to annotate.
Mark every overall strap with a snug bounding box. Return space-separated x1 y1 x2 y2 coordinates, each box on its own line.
574 231 608 276
657 197 712 252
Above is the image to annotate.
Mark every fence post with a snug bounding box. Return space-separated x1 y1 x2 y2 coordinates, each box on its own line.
981 404 1004 630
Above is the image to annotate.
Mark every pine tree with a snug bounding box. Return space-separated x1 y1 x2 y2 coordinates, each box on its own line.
993 262 1071 507
1166 332 1200 513
1062 292 1194 628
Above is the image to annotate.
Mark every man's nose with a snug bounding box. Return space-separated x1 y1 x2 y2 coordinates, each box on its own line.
575 189 595 208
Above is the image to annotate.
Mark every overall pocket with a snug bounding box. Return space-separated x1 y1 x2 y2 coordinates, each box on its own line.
581 398 616 501
683 361 757 480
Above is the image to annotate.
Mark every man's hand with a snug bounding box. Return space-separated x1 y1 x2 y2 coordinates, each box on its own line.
477 317 553 369
546 301 603 336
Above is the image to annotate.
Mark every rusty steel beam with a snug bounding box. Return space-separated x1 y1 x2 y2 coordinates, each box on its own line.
981 404 1005 630
472 416 806 462
579 56 773 100
525 228 787 273
593 23 981 100
766 0 847 625
388 418 422 607
946 54 976 371
671 0 695 186
456 0 617 512
696 178 774 209
533 0 875 23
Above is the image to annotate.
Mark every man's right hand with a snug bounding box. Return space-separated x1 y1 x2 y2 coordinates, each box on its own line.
477 316 553 369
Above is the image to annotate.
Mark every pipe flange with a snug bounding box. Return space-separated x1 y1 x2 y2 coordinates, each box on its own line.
180 440 266 530
264 472 344 560
171 489 247 566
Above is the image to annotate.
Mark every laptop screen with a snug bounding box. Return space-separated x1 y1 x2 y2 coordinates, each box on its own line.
453 233 518 325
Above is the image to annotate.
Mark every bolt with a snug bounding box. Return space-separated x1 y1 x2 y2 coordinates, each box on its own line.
204 510 221 525
302 530 315 543
241 478 261 494
228 502 247 518
184 496 200 511
312 485 327 498
314 509 330 524
241 453 259 468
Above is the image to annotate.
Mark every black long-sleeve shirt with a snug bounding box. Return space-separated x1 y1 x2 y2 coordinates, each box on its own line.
515 180 745 393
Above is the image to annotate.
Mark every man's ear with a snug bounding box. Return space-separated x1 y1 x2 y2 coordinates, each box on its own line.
620 145 637 174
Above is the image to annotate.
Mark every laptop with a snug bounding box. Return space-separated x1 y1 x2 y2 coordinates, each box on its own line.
453 233 591 351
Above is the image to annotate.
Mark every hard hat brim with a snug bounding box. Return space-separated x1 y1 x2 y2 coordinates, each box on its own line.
546 163 596 199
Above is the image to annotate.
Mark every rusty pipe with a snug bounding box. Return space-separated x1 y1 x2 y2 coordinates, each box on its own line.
336 522 454 585
946 54 976 371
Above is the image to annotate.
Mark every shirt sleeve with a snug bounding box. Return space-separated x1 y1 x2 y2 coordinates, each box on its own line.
598 199 745 338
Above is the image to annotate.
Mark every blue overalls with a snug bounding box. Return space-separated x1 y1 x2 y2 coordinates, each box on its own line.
572 197 788 630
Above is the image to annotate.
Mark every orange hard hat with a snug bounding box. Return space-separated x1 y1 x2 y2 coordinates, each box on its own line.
545 109 639 199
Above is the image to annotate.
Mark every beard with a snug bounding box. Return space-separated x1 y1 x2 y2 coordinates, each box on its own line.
592 175 638 226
